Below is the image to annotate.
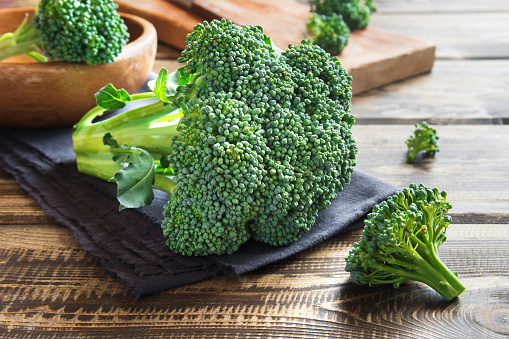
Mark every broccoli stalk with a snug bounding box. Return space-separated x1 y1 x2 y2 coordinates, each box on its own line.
345 184 466 301
406 121 439 163
0 13 46 62
72 73 183 209
0 0 129 64
73 19 357 256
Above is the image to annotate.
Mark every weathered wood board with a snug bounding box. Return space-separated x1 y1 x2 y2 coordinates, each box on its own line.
116 0 203 50
115 0 436 94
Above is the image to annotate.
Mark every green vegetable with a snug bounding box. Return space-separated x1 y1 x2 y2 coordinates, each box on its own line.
345 184 466 301
0 0 129 64
306 13 350 55
72 19 357 256
311 0 377 31
406 121 439 163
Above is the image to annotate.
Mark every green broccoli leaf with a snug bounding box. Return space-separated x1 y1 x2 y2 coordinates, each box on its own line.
95 83 131 110
153 67 169 102
148 67 181 99
103 132 119 148
177 66 195 86
113 147 155 211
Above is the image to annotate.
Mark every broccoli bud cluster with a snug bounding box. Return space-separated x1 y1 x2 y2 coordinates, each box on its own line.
406 121 440 163
162 20 357 255
311 0 377 31
0 0 129 64
306 13 350 56
32 0 129 64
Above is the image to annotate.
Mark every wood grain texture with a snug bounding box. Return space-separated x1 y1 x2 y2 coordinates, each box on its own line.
0 218 508 338
352 60 509 123
352 125 509 218
371 12 509 59
1 0 509 337
115 0 204 50
374 0 509 13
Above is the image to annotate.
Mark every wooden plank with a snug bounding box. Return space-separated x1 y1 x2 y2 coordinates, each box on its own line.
341 27 435 94
115 0 203 50
154 59 509 122
352 60 509 122
371 12 509 59
375 0 509 13
352 125 509 217
152 59 509 124
0 0 37 8
0 223 507 337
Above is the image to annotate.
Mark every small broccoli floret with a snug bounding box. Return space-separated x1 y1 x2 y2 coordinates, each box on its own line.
406 121 439 163
306 13 350 55
311 0 377 30
73 19 357 256
345 184 466 301
0 0 129 64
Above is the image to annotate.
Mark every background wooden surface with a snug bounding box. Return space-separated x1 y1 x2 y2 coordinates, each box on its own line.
1 0 509 338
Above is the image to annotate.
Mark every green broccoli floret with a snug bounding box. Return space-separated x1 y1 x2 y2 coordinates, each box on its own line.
306 13 350 55
72 19 357 256
0 0 129 64
406 121 439 163
345 184 466 301
311 0 377 30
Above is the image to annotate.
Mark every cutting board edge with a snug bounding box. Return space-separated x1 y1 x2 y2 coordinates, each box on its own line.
349 44 436 95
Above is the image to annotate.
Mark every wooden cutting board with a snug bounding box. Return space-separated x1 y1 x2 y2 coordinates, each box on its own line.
115 0 435 94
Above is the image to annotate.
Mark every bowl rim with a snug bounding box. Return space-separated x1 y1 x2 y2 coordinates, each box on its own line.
0 7 157 66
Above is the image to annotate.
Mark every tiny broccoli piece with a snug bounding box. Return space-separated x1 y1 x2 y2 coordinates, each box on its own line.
406 121 439 163
306 13 350 55
0 0 129 64
311 0 377 30
73 19 357 256
345 184 466 301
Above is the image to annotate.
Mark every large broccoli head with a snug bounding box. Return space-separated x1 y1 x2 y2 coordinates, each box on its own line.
162 20 357 255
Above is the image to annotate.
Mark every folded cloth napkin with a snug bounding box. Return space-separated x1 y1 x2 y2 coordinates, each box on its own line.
0 82 399 299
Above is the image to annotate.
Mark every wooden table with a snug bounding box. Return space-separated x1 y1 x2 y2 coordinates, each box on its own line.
1 1 508 338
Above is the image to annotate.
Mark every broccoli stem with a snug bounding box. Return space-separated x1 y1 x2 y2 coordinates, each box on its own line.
408 224 465 300
413 251 466 301
0 20 44 61
72 94 182 193
407 148 421 163
379 247 465 301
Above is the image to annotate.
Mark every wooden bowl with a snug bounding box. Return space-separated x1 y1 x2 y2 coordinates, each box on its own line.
0 8 157 128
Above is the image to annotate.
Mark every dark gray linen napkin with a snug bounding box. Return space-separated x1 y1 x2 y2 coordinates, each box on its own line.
0 80 399 298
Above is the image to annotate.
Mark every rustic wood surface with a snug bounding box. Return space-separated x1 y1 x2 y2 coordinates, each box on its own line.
1 0 509 338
